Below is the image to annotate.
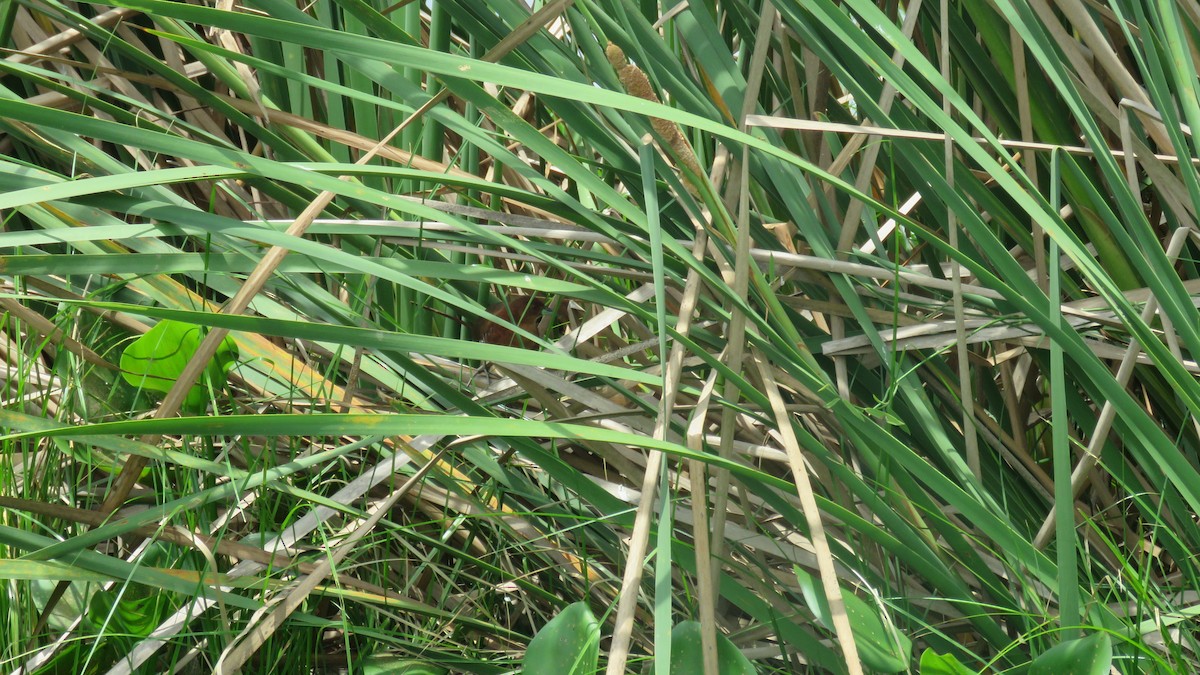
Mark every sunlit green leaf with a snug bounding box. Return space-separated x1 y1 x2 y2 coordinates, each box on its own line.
919 648 976 675
1029 633 1113 675
522 601 599 675
119 319 239 412
668 621 756 675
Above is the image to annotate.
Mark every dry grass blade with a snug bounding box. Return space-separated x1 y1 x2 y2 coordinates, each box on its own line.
605 221 704 675
753 352 863 675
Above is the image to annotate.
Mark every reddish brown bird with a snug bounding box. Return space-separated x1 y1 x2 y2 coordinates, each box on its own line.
472 295 555 348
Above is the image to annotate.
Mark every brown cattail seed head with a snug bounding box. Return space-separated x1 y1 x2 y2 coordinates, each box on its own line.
605 42 703 187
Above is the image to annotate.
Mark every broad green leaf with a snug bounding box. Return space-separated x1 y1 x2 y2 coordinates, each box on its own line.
1029 633 1112 675
795 566 911 672
89 586 171 637
522 601 599 675
919 648 976 675
668 620 756 675
120 319 239 412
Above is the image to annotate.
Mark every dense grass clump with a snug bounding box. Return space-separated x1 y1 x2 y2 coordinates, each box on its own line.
1 1 1198 673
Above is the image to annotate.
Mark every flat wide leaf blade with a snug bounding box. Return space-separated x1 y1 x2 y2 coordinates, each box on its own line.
522 601 599 675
